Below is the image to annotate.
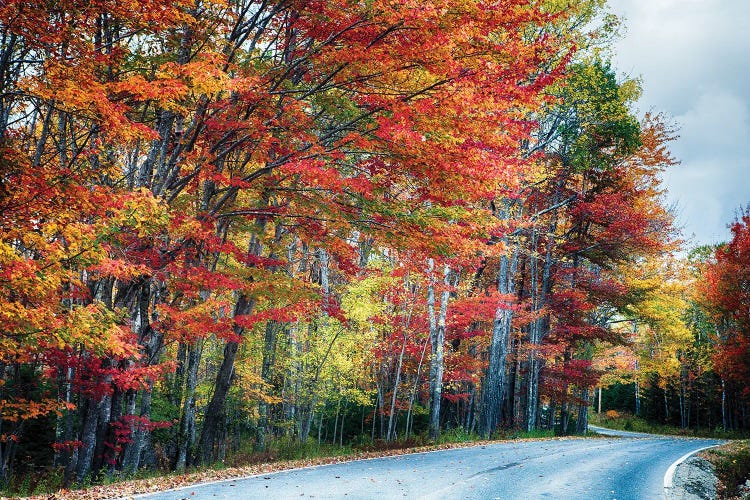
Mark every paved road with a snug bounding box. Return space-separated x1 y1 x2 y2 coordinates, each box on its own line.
136 430 722 500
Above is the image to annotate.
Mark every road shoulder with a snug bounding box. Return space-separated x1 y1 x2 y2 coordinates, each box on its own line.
665 455 719 500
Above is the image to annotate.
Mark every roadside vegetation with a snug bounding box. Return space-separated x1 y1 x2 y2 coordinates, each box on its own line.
704 441 750 499
590 410 750 440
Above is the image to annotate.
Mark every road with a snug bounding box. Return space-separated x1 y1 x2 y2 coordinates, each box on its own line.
135 429 722 500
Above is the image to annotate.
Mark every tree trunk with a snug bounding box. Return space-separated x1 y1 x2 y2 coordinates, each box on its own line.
256 321 280 452
340 402 346 446
512 338 524 428
176 341 202 471
680 368 687 429
75 396 100 482
371 391 378 440
525 231 540 433
524 189 558 433
387 332 408 442
122 384 154 473
547 401 557 430
55 365 76 484
283 322 301 438
198 207 270 462
198 340 238 463
91 392 112 476
722 378 727 432
405 335 430 439
635 381 641 416
479 241 518 437
560 401 569 435
575 388 590 434
318 412 323 444
428 261 450 441
332 399 340 445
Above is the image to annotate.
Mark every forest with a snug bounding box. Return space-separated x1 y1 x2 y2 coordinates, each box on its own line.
1 0 748 492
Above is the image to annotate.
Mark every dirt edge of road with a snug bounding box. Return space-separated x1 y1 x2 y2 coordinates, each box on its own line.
666 455 719 500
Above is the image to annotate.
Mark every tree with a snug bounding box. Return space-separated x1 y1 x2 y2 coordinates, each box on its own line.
701 208 750 429
0 0 690 491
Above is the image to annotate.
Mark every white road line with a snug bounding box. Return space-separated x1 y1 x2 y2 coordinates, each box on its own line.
663 444 721 496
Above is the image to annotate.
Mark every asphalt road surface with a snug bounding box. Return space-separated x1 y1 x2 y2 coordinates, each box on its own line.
136 429 722 500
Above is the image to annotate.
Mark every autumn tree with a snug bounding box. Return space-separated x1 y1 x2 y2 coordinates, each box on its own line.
0 0 695 492
700 208 750 430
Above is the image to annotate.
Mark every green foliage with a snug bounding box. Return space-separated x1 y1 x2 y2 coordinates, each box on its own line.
436 427 479 444
599 382 638 413
497 428 557 440
706 441 750 498
556 60 642 172
149 394 180 448
589 411 750 439
269 436 354 462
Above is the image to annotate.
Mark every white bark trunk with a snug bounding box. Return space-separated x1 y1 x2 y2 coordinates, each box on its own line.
428 261 450 441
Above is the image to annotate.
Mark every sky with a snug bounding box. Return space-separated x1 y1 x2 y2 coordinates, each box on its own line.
607 0 750 246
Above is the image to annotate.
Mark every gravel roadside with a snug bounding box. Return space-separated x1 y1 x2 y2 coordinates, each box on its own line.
666 455 719 500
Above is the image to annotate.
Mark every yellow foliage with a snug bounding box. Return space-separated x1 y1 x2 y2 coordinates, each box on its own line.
622 254 695 382
341 274 394 324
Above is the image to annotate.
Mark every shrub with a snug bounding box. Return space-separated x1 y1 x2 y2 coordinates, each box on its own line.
706 441 750 498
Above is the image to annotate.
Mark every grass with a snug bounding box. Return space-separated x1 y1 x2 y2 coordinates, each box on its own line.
588 410 750 440
704 440 750 499
495 428 556 440
226 436 358 466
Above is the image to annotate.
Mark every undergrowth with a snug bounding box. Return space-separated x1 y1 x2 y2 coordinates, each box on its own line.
704 440 750 499
589 411 750 440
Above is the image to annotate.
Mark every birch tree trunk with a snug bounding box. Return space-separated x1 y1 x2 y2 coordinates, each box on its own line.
526 228 541 433
428 261 451 441
386 336 407 442
405 336 430 439
634 354 641 416
525 192 557 432
297 248 332 443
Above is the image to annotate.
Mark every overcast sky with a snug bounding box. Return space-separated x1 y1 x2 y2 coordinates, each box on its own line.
607 0 750 247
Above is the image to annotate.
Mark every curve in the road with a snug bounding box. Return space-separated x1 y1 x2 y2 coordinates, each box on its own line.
662 444 722 488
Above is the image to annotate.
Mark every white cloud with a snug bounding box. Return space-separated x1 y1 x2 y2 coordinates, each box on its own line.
608 0 750 245
674 90 750 159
